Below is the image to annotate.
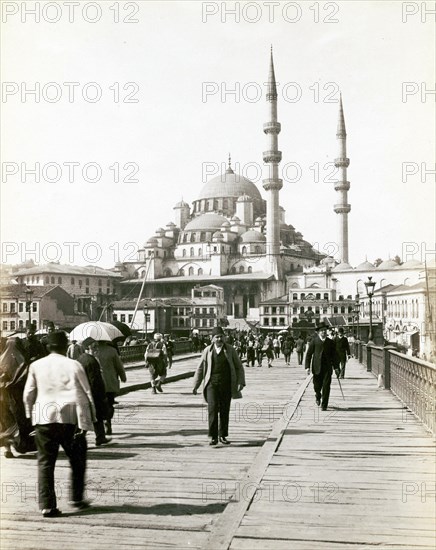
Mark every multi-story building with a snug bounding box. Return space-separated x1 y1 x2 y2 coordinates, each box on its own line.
12 262 122 320
0 284 87 337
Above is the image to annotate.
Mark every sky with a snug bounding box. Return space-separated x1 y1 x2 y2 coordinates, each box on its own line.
1 1 435 269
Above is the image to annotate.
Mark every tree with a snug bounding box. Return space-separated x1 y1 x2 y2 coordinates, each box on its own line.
374 258 383 267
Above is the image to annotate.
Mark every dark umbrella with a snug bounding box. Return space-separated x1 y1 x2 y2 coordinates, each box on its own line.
110 320 132 338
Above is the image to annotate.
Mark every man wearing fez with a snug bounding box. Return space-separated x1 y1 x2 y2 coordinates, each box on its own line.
23 331 96 517
305 322 340 411
335 327 351 379
193 326 245 446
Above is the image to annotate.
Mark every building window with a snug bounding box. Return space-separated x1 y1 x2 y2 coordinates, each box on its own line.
98 279 102 287
71 278 75 285
202 318 207 327
279 317 285 325
293 293 298 300
58 277 62 284
279 307 285 314
209 308 214 315
315 306 320 314
255 245 261 254
19 320 24 328
2 303 7 312
239 266 244 273
86 288 89 294
10 303 15 313
198 268 203 275
79 280 83 288
334 306 338 314
32 303 37 312
272 307 277 314
113 314 118 320
248 266 252 273
300 307 304 314
128 314 133 323
188 267 194 276
264 307 269 314
190 247 194 257
324 293 328 300
202 308 207 314
341 306 345 314
293 306 298 314
316 293 321 299
272 318 277 326
10 321 15 330
182 249 186 257
2 321 7 330
120 314 126 322
19 303 23 312
51 277 55 284
263 318 269 326
36 276 40 283
242 246 247 255
301 293 305 300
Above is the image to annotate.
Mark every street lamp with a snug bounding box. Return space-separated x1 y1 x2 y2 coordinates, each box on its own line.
354 293 360 340
364 277 376 345
143 304 148 339
25 287 33 328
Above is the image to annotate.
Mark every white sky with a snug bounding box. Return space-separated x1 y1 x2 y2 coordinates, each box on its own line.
1 1 435 268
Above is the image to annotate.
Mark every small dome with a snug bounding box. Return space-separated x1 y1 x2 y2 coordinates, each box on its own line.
166 221 176 228
212 231 224 241
333 262 354 271
184 213 228 231
321 256 336 266
377 259 399 270
402 259 423 268
240 230 266 243
155 227 165 234
174 200 189 208
146 237 158 246
356 260 375 270
231 215 241 223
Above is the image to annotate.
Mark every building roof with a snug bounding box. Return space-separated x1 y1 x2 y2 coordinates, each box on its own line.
240 230 266 243
260 295 288 305
120 272 275 284
1 284 70 300
198 168 262 202
15 263 121 278
377 259 399 270
184 213 228 231
355 260 375 270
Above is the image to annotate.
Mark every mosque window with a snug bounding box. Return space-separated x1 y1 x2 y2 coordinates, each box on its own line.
190 247 194 257
279 318 285 325
198 268 203 275
255 246 261 254
223 199 228 210
188 267 194 276
204 201 209 211
239 266 244 273
213 199 218 210
58 277 62 284
316 293 321 299
334 307 338 314
231 267 236 274
179 269 185 276
190 233 196 242
293 293 298 300
242 246 247 255
300 307 304 314
248 266 252 273
301 293 305 300
182 249 186 257
293 306 297 314
183 234 188 243
341 306 345 314
71 278 75 285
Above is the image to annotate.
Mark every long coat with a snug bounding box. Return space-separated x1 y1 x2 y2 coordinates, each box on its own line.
305 335 339 375
335 336 351 362
193 343 245 401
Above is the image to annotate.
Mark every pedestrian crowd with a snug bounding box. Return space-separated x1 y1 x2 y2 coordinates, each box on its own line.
1 320 353 518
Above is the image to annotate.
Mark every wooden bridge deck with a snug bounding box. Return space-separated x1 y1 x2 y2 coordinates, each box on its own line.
1 355 434 550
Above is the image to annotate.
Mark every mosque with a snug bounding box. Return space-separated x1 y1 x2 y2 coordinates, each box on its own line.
117 50 329 318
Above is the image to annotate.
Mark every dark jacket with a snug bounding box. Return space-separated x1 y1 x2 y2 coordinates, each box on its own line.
78 353 109 421
305 335 339 375
193 343 245 401
335 336 351 360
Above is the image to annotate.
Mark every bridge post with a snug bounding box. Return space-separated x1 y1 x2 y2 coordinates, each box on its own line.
383 346 396 390
366 345 372 372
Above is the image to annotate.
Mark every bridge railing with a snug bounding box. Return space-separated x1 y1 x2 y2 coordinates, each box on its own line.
353 341 436 434
119 340 194 363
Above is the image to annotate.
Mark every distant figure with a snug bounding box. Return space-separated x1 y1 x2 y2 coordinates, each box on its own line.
335 328 351 379
273 337 280 359
281 337 294 366
295 335 306 366
21 326 46 364
305 323 339 411
164 334 174 369
96 341 127 436
67 340 83 361
193 326 245 446
246 339 256 367
23 331 96 517
40 322 56 355
145 333 167 394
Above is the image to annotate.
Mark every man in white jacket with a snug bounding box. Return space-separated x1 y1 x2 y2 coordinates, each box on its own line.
23 331 96 517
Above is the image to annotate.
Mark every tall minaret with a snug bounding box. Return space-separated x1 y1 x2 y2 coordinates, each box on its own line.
262 48 283 278
334 95 351 264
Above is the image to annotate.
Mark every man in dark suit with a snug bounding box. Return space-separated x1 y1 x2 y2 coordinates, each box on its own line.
305 323 339 411
335 327 351 379
193 326 245 446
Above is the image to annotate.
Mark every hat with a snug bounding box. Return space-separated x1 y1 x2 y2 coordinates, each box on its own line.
338 327 344 334
154 333 163 341
47 331 69 348
315 322 329 331
211 326 225 337
82 337 96 349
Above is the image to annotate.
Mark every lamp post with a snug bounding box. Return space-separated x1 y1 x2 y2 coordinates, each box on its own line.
143 305 148 339
364 277 376 345
25 287 33 328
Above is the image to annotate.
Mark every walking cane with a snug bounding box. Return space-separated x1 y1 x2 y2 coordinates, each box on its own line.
336 374 345 400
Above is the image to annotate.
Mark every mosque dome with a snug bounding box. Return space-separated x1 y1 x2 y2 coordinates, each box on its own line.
356 260 375 270
146 237 158 246
212 231 224 241
174 200 189 208
198 168 262 202
221 221 231 229
401 259 424 268
240 230 266 243
377 259 399 270
333 262 353 271
184 213 228 231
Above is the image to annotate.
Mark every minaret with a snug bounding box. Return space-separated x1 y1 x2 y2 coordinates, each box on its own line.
334 95 351 264
262 47 283 278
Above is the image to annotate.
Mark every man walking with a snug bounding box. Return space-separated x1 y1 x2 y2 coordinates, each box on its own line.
96 341 126 435
193 326 245 446
145 333 168 394
23 331 96 517
305 323 340 411
335 327 351 379
295 335 305 365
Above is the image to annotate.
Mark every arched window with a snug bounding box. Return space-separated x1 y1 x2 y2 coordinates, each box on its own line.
190 247 194 257
71 278 75 285
50 277 55 284
231 267 236 274
179 269 185 276
341 306 345 314
255 245 261 254
293 293 298 300
248 266 252 273
190 233 196 242
58 277 62 284
300 306 304 314
316 293 321 299
223 199 228 210
198 268 203 275
183 233 188 243
198 248 202 257
200 232 206 241
182 249 186 257
242 246 247 255
188 267 194 276
324 293 328 300
164 268 172 277
239 266 244 273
